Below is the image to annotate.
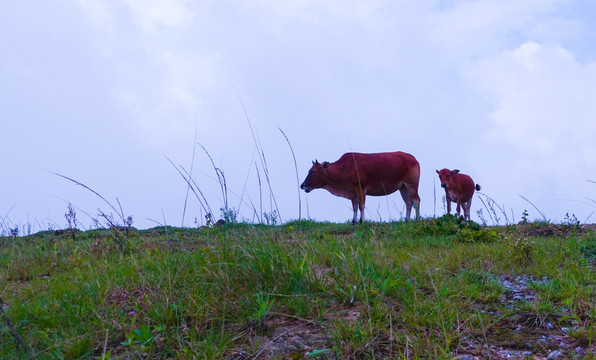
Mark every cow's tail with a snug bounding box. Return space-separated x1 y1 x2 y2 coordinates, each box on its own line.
475 184 482 191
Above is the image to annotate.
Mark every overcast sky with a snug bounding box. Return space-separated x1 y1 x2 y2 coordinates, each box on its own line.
2 0 595 232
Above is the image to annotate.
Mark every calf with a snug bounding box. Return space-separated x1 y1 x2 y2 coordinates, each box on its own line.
301 152 421 224
436 168 481 220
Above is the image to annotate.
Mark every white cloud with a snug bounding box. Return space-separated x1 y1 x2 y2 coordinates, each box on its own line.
78 0 114 32
122 0 194 31
467 41 596 160
460 40 596 219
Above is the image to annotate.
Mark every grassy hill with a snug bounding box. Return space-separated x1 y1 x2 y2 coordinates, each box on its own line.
1 217 595 359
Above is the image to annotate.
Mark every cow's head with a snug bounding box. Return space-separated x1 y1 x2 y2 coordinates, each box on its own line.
436 169 459 189
300 160 329 193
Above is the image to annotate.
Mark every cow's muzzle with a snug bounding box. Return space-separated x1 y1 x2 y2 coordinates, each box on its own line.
300 184 312 193
441 183 448 189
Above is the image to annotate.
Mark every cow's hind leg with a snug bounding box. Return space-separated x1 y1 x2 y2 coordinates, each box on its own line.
399 187 414 221
463 199 472 220
411 186 421 219
356 191 366 224
359 201 365 224
350 199 359 225
413 198 420 219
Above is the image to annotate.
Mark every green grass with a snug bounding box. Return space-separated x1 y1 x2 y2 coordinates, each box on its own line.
1 218 595 359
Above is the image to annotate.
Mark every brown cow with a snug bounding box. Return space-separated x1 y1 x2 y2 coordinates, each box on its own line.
300 152 421 224
436 168 481 220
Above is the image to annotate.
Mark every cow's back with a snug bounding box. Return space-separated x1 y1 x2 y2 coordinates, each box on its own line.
335 152 420 196
450 174 476 201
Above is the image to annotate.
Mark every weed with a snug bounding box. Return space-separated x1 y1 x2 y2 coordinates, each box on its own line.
64 203 77 239
503 233 535 264
478 193 511 225
220 207 238 224
522 209 529 223
263 210 278 226
477 208 488 226
252 292 275 333
121 325 166 356
562 212 580 227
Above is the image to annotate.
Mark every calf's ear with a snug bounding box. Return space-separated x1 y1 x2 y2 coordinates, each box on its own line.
451 169 460 174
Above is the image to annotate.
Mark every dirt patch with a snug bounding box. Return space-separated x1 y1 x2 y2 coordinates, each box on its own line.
310 264 335 287
104 285 156 315
453 275 594 359
513 222 592 238
229 316 331 360
135 235 215 253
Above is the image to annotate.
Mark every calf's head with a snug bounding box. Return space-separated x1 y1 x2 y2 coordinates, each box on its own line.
436 169 459 189
300 160 329 193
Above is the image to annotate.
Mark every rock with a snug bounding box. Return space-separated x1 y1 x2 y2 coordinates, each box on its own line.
575 347 586 356
455 356 475 360
547 350 563 359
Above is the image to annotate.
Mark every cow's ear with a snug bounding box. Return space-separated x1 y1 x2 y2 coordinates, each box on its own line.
313 160 319 165
322 161 329 169
451 169 460 174
436 170 440 174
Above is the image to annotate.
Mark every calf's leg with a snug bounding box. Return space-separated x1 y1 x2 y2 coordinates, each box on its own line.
463 199 472 220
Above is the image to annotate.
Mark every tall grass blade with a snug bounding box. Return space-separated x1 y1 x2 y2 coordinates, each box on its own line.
181 122 199 226
279 128 301 220
198 143 228 213
50 171 125 224
519 194 548 222
0 297 34 360
0 204 16 234
235 89 282 222
165 156 212 217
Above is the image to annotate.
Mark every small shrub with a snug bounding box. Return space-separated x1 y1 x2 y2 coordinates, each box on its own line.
263 210 278 226
521 209 529 223
455 228 500 243
64 203 77 240
220 207 238 224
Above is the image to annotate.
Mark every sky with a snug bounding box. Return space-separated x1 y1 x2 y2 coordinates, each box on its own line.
1 0 596 233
